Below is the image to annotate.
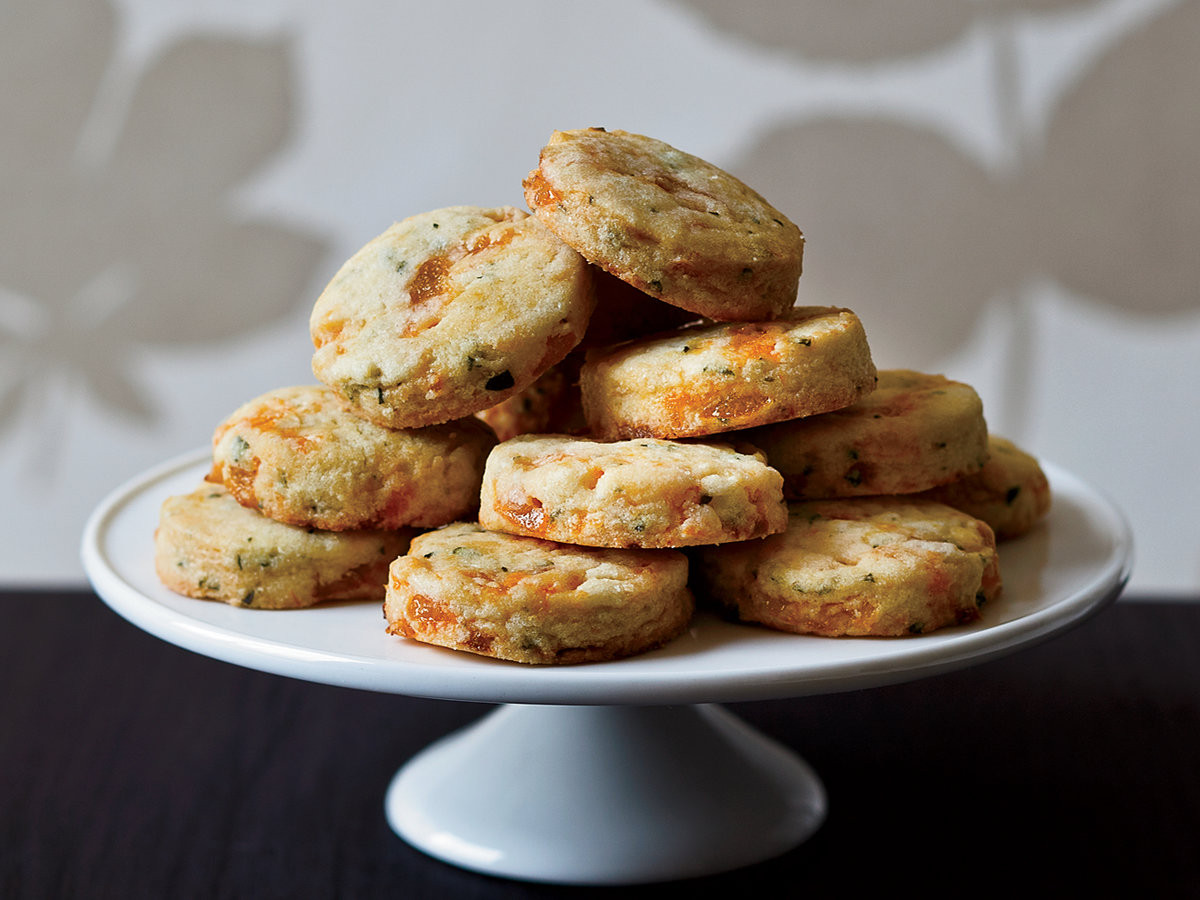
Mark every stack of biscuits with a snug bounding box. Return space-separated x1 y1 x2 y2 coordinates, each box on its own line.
154 128 1052 664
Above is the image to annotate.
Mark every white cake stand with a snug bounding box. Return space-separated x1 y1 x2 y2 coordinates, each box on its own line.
81 449 1132 885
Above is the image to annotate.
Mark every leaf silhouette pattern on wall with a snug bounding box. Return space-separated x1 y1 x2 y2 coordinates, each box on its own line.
672 0 1198 422
667 0 1101 64
1027 0 1200 316
0 0 328 451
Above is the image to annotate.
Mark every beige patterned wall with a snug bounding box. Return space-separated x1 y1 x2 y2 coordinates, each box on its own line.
2 0 1196 593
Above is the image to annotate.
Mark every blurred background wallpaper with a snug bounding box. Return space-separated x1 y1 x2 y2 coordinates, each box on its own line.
2 0 1195 595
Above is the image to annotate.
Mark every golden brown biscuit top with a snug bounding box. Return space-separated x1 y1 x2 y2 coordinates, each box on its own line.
585 306 866 373
159 483 403 559
527 128 800 249
400 522 685 600
752 369 983 438
524 128 803 321
755 497 998 595
312 206 536 352
308 205 595 425
852 369 978 418
213 385 382 455
485 434 775 511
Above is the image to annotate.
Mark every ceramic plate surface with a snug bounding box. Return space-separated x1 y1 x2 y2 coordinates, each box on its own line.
82 449 1132 706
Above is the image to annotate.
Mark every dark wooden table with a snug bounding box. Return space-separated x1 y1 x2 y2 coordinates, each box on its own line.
3 590 1198 898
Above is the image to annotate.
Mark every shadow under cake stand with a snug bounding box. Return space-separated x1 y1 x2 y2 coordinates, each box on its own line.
81 450 1133 885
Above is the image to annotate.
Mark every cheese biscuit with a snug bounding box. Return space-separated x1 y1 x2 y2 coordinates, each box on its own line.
479 434 787 549
580 306 876 439
918 435 1052 540
741 369 988 499
384 522 693 664
210 385 496 531
310 206 595 428
524 128 804 322
694 497 1001 637
154 483 413 609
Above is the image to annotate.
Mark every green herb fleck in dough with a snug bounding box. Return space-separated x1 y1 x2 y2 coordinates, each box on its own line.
231 435 250 463
486 371 515 391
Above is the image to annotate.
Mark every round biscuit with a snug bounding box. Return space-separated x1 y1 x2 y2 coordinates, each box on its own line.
524 128 804 322
693 497 1002 637
154 483 414 609
918 435 1052 540
310 205 595 428
740 369 989 499
580 306 876 440
210 384 497 530
478 434 788 549
384 522 694 664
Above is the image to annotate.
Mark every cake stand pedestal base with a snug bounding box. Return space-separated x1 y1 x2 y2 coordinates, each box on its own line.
385 702 826 885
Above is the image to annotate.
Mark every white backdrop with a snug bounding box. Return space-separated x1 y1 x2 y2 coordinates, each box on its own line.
2 0 1196 594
